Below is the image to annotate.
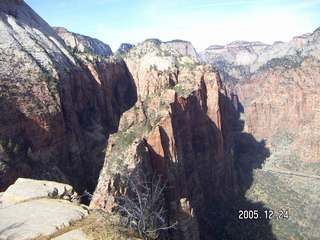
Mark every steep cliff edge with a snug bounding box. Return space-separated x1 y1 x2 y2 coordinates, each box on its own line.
90 40 242 239
0 0 136 192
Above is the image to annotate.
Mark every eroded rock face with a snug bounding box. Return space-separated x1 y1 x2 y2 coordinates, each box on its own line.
90 63 238 239
237 58 320 163
203 28 320 80
123 38 201 101
54 27 113 56
0 0 137 191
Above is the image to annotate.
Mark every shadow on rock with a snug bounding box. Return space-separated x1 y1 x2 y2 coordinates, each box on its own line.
0 58 137 195
199 93 277 240
138 87 277 239
0 222 24 240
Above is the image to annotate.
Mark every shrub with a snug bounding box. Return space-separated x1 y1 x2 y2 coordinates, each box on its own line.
116 172 175 239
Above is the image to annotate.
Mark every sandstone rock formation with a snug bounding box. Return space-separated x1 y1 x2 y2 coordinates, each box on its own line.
2 178 74 204
54 27 113 56
115 43 135 55
0 178 89 240
0 0 136 192
122 38 201 101
90 40 239 240
0 199 88 240
163 40 198 57
203 28 320 87
1 1 318 239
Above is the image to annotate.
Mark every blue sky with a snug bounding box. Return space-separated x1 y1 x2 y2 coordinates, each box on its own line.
25 0 320 52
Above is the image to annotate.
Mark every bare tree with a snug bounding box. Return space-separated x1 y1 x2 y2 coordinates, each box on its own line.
116 172 175 239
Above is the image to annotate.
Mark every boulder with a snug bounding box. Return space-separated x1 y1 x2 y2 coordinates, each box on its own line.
0 199 88 240
1 178 74 204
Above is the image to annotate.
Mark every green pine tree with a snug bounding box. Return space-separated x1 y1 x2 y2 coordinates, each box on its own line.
13 144 20 155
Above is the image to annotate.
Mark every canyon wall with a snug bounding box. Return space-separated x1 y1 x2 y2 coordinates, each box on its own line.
0 0 136 191
204 27 320 168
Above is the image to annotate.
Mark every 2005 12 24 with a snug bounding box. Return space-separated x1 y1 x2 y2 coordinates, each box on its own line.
238 209 289 220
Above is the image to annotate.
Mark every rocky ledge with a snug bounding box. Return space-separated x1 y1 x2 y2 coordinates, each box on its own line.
0 178 89 240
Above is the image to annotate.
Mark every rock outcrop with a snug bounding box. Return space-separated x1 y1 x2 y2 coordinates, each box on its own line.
115 43 135 55
1 178 75 204
90 40 238 240
203 28 320 87
163 40 198 57
122 38 200 101
0 178 89 240
54 27 113 56
0 0 137 192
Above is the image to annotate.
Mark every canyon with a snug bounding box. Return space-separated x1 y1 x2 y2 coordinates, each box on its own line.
204 28 320 239
0 0 319 239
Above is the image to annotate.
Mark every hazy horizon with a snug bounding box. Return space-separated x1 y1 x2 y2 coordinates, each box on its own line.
25 0 320 52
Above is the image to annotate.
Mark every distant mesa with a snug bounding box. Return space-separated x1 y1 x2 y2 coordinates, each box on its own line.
273 41 285 44
203 26 320 70
206 45 224 50
144 38 163 45
141 38 198 57
163 39 197 57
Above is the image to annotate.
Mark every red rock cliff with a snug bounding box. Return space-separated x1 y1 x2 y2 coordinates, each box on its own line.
91 66 238 239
